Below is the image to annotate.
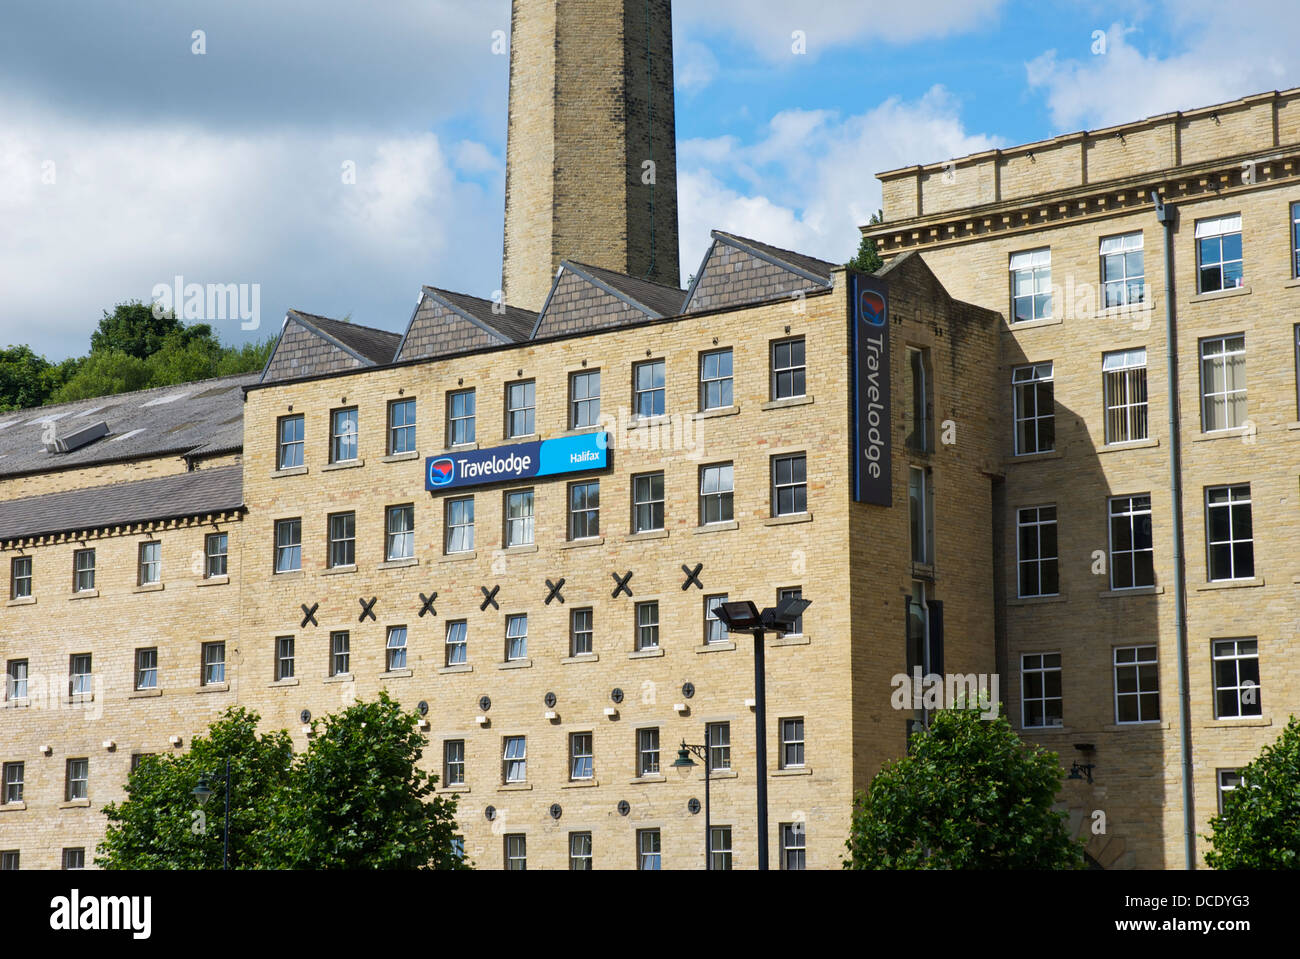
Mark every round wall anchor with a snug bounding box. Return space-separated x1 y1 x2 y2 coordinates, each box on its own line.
550 803 563 820
479 695 492 712
617 800 630 816
299 709 311 724
688 798 701 815
417 700 429 716
544 692 557 708
485 805 496 821
611 688 624 704
681 682 695 699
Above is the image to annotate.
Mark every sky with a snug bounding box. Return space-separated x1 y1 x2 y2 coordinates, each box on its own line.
2 0 1298 360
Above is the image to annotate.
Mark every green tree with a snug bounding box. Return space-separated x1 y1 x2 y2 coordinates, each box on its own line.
1205 715 1300 869
0 345 69 411
89 301 188 360
95 707 294 869
846 210 885 274
844 706 1085 869
269 692 468 870
48 350 152 403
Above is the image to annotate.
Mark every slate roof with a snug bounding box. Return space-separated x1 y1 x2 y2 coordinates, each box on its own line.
563 261 688 318
0 465 243 541
0 373 255 478
287 311 403 365
710 231 836 284
428 288 538 343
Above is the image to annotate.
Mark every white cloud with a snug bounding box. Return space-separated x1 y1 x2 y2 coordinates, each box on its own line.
675 39 721 94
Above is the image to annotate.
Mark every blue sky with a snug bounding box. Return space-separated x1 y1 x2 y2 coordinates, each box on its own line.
1 0 1296 359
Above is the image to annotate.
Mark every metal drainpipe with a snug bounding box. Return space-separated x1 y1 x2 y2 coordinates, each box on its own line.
1153 189 1196 870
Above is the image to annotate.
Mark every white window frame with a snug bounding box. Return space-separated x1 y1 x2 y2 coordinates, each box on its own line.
1195 214 1244 293
1100 232 1145 308
568 480 600 540
1103 348 1148 444
635 601 659 651
777 587 804 635
505 614 528 661
386 626 408 671
709 826 733 871
503 736 527 783
1012 362 1054 455
444 620 468 666
781 823 806 870
505 380 535 438
1020 652 1063 728
704 594 728 645
637 727 660 776
700 348 733 411
771 453 808 517
205 533 228 578
570 608 593 657
1212 638 1261 720
1200 334 1247 432
1205 484 1254 582
65 758 88 801
387 397 417 455
633 359 666 419
780 717 805 769
1113 644 1160 724
136 542 161 586
444 739 465 787
569 832 593 870
277 414 304 470
569 732 594 781
699 463 734 525
9 556 31 600
570 369 601 429
3 761 23 804
637 829 661 870
706 722 731 772
276 635 295 681
445 496 474 554
771 338 806 400
448 388 476 447
504 489 534 548
1016 505 1059 598
329 406 359 464
202 642 225 685
275 518 302 573
386 504 415 561
330 630 350 677
1108 494 1154 590
5 660 27 701
69 653 92 697
135 647 158 691
73 548 95 593
1216 769 1242 814
1009 247 1052 322
504 834 527 871
633 472 665 533
327 511 356 569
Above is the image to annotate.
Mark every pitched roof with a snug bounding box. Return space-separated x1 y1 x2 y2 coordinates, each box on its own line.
0 465 243 541
287 311 403 365
710 231 836 284
426 288 538 343
562 262 687 319
0 373 255 478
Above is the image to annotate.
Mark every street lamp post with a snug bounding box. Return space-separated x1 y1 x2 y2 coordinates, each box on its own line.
672 742 712 869
192 758 231 871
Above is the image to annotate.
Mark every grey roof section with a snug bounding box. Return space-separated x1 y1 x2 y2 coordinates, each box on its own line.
428 288 537 343
0 465 243 541
710 231 836 284
565 261 687 318
288 311 403 365
0 373 255 478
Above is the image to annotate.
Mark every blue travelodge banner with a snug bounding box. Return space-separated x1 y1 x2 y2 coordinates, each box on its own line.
426 432 611 492
850 271 891 506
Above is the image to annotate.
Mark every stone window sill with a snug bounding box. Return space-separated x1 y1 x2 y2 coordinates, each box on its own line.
627 529 668 541
498 782 532 792
499 659 533 670
1200 716 1271 728
1006 594 1067 606
323 673 353 684
322 565 357 576
765 512 812 527
1018 724 1070 735
1195 577 1264 591
439 664 473 675
562 780 599 789
1006 450 1062 464
562 425 605 437
504 544 538 554
560 537 604 550
274 570 304 579
440 551 476 563
381 451 420 463
272 466 309 478
196 576 229 588
703 769 738 780
771 634 810 647
129 688 163 699
69 590 99 601
696 642 736 654
1099 437 1160 453
625 416 669 430
1099 586 1164 598
442 784 470 794
761 395 813 411
0 699 29 709
197 683 230 694
322 459 365 472
378 557 419 570
63 695 95 706
381 669 413 679
1102 721 1170 732
1006 315 1064 331
695 405 740 420
134 582 164 593
1192 427 1250 443
631 775 666 785
1190 285 1251 303
444 442 481 453
629 648 664 660
1284 276 1300 289
59 799 92 810
694 520 738 534
5 596 35 607
268 678 300 688
561 653 599 665
0 802 27 812
772 767 812 778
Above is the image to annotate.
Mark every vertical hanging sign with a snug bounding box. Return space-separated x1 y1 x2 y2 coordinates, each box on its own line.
850 271 891 505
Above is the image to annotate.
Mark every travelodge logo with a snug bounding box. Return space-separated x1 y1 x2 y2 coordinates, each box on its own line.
428 457 455 487
858 288 887 327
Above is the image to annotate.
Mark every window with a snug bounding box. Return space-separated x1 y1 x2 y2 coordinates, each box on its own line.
570 608 593 657
503 736 526 783
277 414 304 470
1206 484 1253 581
771 338 806 400
445 621 467 666
633 472 665 533
386 504 415 561
504 490 534 547
386 626 408 671
638 728 660 776
3 762 23 804
780 718 805 769
1021 653 1063 728
447 389 476 447
444 740 465 787
62 848 85 870
909 467 934 565
276 636 295 681
205 533 228 578
5 660 27 701
135 648 158 690
772 453 807 516
202 642 225 685
65 758 88 801
506 380 535 438
1016 506 1059 597
637 829 661 870
706 722 731 771
1213 638 1261 719
1200 334 1247 431
388 398 417 455
1114 645 1160 723
570 370 601 428
1012 363 1054 454
137 541 161 585
73 549 95 593
570 732 594 780
1196 214 1243 292
709 826 733 871
1217 769 1242 815
504 834 527 871
505 614 528 661
445 497 475 553
1109 495 1154 590
330 407 358 463
275 519 302 573
780 823 806 870
699 463 734 525
0 852 17 871
10 556 31 600
330 631 350 676
69 654 92 697
130 754 153 773
450 838 464 862
1009 247 1052 321
633 359 666 418
569 832 593 870
1100 232 1145 307
1103 348 1148 444
700 349 733 410
905 346 931 451
327 512 356 568
635 601 659 651
568 480 599 540
704 594 728 645
777 587 804 635
1292 201 1300 278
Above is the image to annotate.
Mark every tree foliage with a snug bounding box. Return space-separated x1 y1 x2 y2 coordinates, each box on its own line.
844 706 1085 869
1205 715 1300 869
846 210 885 274
96 695 468 870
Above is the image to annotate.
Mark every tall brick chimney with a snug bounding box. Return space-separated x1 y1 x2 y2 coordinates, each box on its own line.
502 0 680 312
